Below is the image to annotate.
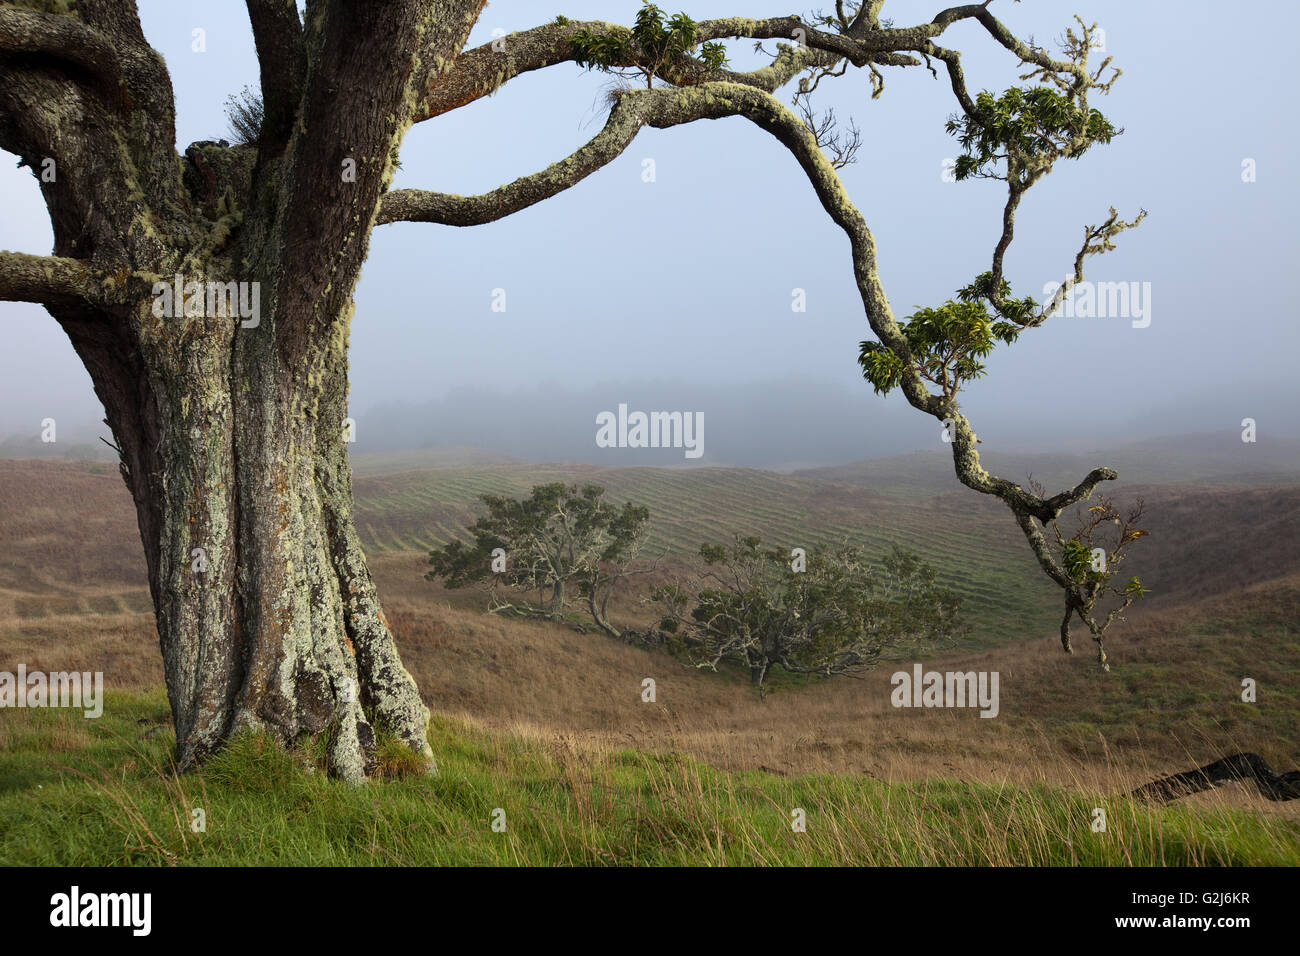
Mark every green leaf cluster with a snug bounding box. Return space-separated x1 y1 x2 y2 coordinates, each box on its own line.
946 86 1117 180
570 2 728 85
1061 539 1097 584
858 297 1019 398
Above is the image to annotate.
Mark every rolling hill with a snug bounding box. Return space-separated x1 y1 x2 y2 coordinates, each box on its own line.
2 436 1298 655
0 448 1297 836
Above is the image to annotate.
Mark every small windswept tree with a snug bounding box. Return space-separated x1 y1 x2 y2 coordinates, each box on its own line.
427 483 651 637
653 537 966 693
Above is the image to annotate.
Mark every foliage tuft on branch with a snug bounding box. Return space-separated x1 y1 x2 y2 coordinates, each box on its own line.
570 2 729 89
223 85 264 146
858 298 1020 400
946 86 1118 183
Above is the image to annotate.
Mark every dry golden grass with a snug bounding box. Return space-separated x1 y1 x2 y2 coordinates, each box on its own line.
2 459 1297 821
371 553 1300 819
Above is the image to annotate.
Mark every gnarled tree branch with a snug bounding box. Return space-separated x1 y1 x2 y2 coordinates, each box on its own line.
0 6 125 96
382 87 674 226
420 15 869 122
0 250 101 307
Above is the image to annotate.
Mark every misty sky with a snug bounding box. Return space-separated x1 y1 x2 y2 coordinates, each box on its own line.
1 0 1297 467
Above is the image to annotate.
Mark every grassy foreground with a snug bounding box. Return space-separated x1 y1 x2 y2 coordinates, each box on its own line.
1 690 1297 866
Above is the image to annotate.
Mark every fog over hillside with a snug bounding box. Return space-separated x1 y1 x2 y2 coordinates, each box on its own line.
3 1 1296 473
4 377 1296 470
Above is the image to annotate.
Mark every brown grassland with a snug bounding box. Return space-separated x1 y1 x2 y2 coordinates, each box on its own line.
1 456 1297 824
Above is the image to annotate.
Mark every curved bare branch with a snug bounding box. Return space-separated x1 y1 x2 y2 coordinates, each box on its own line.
382 88 676 226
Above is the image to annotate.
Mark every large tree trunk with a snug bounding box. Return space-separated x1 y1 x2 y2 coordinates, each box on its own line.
0 0 487 780
60 266 432 783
